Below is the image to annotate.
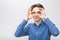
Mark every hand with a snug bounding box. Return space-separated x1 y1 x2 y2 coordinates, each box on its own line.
25 7 33 21
39 9 47 20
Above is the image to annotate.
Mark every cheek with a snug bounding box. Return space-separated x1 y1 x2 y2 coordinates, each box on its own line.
32 15 35 18
38 13 42 17
32 14 34 17
38 14 40 17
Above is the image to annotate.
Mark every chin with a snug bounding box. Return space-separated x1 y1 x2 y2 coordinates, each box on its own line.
34 19 40 22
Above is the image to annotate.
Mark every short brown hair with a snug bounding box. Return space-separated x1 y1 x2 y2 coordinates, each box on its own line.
31 3 44 11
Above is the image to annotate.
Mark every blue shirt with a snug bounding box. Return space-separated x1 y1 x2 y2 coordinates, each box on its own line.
15 18 59 40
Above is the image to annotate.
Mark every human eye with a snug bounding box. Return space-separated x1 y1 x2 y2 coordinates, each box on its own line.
31 12 35 14
37 11 41 14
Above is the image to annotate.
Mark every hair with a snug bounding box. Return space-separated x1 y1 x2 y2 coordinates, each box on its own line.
31 3 44 11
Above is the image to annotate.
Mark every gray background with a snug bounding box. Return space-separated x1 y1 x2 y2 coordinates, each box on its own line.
0 0 60 40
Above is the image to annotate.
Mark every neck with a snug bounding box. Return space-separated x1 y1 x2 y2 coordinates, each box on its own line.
35 20 42 26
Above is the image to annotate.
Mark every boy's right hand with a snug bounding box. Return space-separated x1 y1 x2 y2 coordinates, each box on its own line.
25 7 33 21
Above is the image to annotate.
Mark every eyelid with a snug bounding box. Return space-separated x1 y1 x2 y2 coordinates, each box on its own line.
31 11 42 14
37 11 41 13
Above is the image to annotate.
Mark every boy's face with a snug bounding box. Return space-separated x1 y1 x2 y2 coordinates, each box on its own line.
31 7 44 22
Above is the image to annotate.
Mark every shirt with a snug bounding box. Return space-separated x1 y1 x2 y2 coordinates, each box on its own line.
15 18 59 40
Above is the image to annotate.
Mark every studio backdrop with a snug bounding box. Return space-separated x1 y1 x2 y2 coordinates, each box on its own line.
0 0 60 40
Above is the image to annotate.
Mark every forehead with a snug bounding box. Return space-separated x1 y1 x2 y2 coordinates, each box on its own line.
32 7 43 11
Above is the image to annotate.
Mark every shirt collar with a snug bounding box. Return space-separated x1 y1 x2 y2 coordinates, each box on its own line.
34 20 43 26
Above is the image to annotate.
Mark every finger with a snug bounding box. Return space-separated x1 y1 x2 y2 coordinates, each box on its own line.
28 7 32 15
29 14 33 19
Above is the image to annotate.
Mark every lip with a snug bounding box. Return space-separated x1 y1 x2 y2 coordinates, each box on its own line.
34 17 38 19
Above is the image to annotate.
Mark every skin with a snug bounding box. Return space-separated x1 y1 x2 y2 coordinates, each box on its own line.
26 7 46 25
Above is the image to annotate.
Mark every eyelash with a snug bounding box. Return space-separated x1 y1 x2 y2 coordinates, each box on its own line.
32 12 41 14
37 12 41 14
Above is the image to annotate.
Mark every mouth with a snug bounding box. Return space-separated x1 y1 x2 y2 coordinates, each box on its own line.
34 16 39 18
34 17 39 19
